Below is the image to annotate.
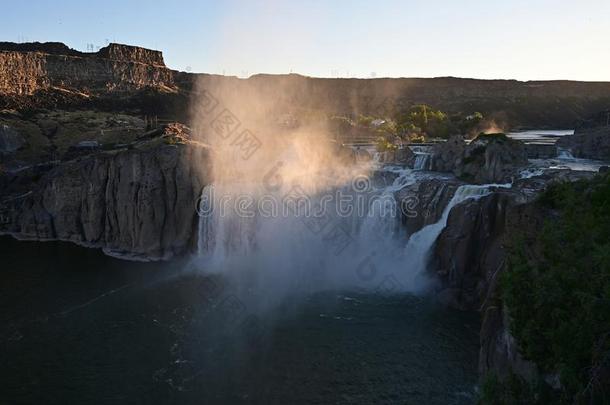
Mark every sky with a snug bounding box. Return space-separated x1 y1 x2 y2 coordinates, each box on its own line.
2 0 610 81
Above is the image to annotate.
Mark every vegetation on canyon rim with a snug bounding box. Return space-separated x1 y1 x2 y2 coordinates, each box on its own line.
492 173 610 403
351 104 485 151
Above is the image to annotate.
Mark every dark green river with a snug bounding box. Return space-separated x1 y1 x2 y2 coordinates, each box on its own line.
0 236 479 404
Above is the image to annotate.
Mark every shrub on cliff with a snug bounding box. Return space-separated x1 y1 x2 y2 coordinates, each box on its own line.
395 104 453 139
501 173 610 403
375 136 398 152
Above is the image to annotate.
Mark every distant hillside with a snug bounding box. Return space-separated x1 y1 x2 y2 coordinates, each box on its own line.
1 42 610 129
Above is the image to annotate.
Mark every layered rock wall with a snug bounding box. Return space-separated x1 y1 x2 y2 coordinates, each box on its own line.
430 134 528 183
430 171 596 380
0 142 210 260
0 43 175 95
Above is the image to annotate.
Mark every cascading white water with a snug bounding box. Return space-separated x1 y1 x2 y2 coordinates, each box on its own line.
399 183 510 287
195 166 417 298
196 163 510 305
355 168 416 243
413 153 431 170
557 147 575 159
409 145 433 171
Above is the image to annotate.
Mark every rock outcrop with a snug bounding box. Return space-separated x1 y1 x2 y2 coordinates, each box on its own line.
429 135 466 172
0 140 210 260
377 147 416 166
429 169 596 380
0 42 176 96
556 127 610 160
396 177 463 234
431 134 528 183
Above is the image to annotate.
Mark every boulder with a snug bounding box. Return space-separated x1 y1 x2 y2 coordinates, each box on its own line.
430 135 466 172
431 134 528 184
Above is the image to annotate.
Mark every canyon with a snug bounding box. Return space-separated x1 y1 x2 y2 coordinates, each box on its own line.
1 42 609 401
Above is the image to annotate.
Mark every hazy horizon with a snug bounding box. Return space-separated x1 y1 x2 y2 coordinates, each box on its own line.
3 0 610 81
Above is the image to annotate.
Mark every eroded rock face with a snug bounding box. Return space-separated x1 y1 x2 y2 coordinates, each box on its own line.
433 191 512 310
430 184 541 380
396 147 416 166
431 134 528 184
556 127 610 160
375 147 416 166
395 177 463 235
0 142 210 260
431 170 596 379
430 135 466 173
97 43 165 66
0 42 175 96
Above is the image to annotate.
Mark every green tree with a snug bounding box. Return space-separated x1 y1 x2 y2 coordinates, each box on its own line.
501 174 610 403
394 104 455 139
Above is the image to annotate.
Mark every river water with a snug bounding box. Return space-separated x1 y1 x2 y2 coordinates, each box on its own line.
506 129 574 144
0 236 479 404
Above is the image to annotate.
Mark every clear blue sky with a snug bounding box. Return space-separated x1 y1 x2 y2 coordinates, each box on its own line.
2 0 609 81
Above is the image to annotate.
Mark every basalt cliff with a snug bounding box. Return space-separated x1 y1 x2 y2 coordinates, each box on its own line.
3 42 610 128
0 126 210 260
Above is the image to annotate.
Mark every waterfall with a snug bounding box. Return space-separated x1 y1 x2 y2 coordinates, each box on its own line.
409 145 433 171
400 184 508 286
356 168 416 241
557 147 575 159
195 167 509 299
413 153 431 170
409 145 434 154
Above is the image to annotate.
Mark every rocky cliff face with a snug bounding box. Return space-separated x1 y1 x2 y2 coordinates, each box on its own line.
431 134 528 183
0 42 175 96
426 170 596 380
556 127 610 160
396 177 463 234
0 141 210 260
3 42 610 129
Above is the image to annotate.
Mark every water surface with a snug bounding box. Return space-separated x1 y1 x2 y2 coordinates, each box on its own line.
0 236 479 404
